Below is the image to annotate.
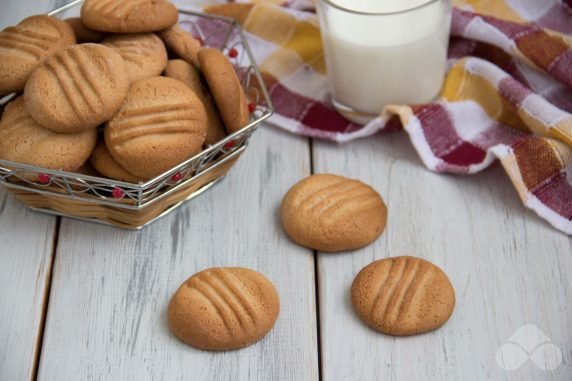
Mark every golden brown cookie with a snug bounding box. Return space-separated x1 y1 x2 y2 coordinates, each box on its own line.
280 174 387 252
0 15 75 96
90 140 146 183
168 267 280 351
198 48 249 134
105 76 206 179
159 24 202 67
102 33 168 84
351 256 456 336
0 97 97 172
164 59 226 145
64 17 104 43
164 59 202 91
81 0 178 33
24 43 129 133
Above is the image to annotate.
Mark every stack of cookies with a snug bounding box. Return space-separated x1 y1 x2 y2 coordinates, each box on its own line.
0 0 250 183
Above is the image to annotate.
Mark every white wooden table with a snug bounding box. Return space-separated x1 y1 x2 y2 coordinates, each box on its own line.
1 1 571 380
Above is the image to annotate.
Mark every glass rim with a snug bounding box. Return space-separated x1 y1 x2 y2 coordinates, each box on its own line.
319 0 443 16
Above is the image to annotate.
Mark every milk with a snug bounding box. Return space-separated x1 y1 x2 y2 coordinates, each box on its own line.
318 0 451 121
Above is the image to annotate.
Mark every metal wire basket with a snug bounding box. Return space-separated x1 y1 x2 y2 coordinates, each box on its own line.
0 0 273 229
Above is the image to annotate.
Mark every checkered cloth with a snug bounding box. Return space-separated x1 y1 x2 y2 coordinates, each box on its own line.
205 0 572 235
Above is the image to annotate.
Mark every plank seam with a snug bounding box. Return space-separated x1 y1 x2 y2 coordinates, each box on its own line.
30 217 60 381
310 138 324 381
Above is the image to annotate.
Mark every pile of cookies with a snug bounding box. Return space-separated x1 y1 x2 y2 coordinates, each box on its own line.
0 0 250 183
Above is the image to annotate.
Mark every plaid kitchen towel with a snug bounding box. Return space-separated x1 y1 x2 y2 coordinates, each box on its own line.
204 0 572 235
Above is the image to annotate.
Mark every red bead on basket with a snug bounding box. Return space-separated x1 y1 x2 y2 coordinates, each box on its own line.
171 172 183 182
38 173 50 184
224 140 235 150
112 187 125 199
248 103 256 113
228 48 238 58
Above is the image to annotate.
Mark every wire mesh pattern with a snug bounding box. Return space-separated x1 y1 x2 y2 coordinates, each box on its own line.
0 2 273 212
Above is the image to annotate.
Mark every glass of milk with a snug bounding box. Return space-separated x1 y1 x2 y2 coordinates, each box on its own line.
317 0 452 124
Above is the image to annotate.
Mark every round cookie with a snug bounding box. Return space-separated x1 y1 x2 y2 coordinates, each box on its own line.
24 43 129 133
105 76 207 179
164 59 226 145
64 17 104 43
81 0 178 33
159 24 202 67
0 97 97 172
197 48 250 134
90 141 146 183
0 15 76 96
102 33 168 83
168 267 280 351
280 174 387 252
164 59 202 91
351 256 456 336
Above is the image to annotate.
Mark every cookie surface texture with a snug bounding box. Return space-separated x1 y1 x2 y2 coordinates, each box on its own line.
198 48 249 134
90 140 146 183
351 256 456 336
168 267 280 351
64 17 104 43
105 76 206 179
280 174 387 252
164 59 226 145
24 43 129 133
81 0 178 33
0 97 97 171
102 33 168 83
159 24 202 67
0 15 76 95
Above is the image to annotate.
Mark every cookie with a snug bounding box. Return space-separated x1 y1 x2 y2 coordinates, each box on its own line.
64 17 104 43
81 0 178 33
102 33 168 83
198 48 250 134
0 15 75 96
0 97 97 172
164 59 226 145
159 24 202 67
24 43 129 133
105 76 206 179
90 140 146 183
351 256 455 336
280 174 387 252
164 59 202 91
168 267 280 351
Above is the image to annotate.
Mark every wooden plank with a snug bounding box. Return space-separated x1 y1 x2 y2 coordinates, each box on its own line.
38 126 319 380
313 133 572 380
0 189 57 381
0 2 62 380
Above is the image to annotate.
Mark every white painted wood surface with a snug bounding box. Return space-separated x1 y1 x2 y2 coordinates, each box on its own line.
37 127 319 381
0 188 56 381
1 0 571 380
0 4 61 381
313 133 572 381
